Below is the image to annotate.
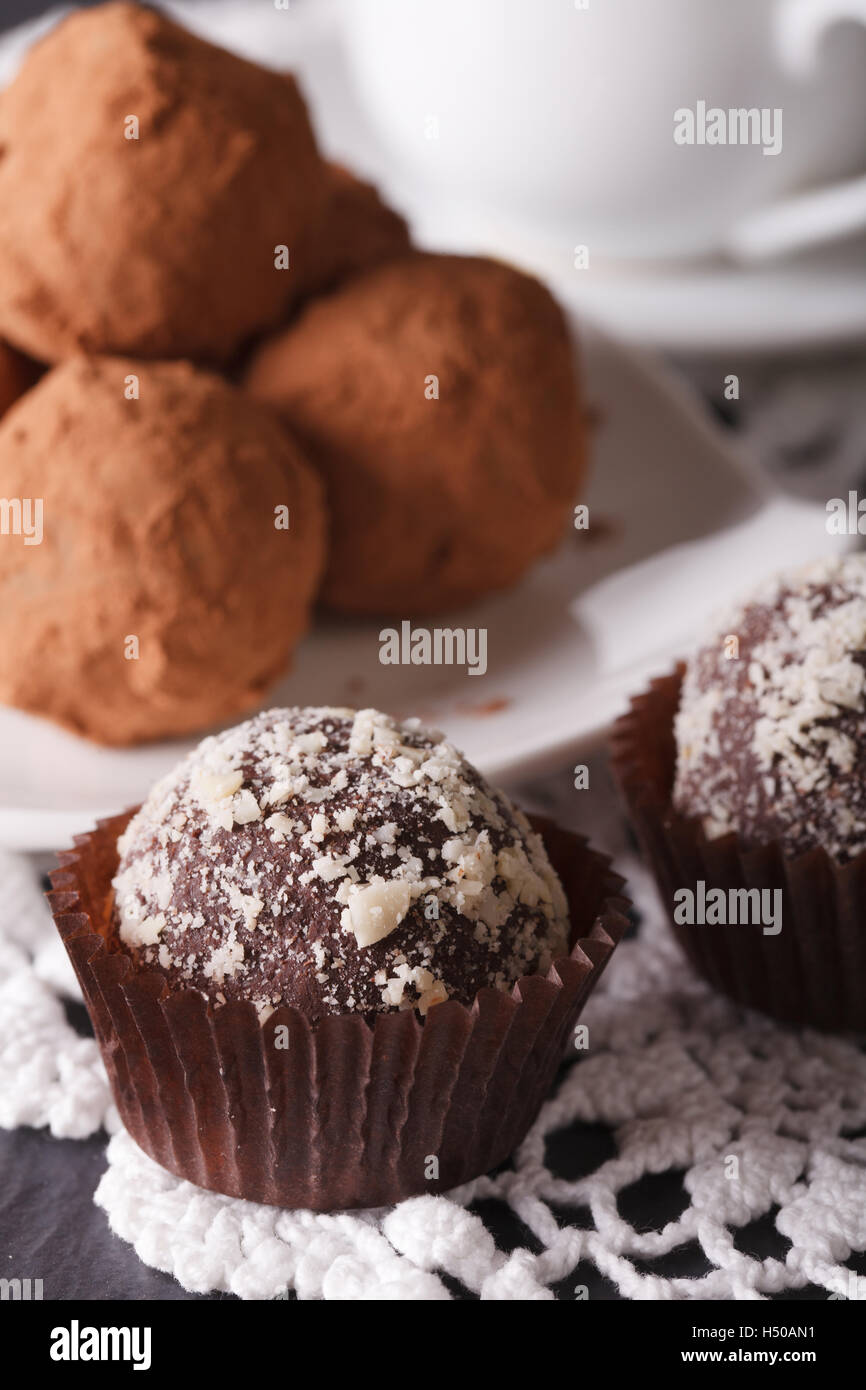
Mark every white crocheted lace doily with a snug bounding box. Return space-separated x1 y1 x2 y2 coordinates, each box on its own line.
3 762 866 1301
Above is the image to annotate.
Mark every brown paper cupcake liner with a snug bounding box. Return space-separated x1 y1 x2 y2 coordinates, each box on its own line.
610 666 866 1032
47 811 629 1211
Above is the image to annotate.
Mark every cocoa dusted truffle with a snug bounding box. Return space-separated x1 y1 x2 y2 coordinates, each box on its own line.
673 554 866 860
245 253 585 614
291 162 411 304
0 2 327 364
0 355 325 745
112 707 571 1021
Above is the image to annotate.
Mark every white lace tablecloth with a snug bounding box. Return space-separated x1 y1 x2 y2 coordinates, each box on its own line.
3 757 865 1301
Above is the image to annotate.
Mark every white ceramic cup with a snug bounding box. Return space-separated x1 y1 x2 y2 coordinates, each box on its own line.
339 0 866 262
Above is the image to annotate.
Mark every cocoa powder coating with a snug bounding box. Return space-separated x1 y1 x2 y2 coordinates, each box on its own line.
112 706 571 1021
245 253 586 614
288 162 412 306
0 355 326 744
0 2 328 363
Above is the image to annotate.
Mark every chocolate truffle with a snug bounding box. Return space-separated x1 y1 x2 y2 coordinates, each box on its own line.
0 2 327 364
0 341 34 419
245 253 585 614
112 706 571 1021
290 162 411 304
0 355 325 745
673 554 866 860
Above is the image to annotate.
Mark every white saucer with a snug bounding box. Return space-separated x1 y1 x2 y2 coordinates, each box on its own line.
508 238 866 357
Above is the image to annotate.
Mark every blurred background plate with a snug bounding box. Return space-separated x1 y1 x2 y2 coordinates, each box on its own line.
0 320 839 851
0 0 858 849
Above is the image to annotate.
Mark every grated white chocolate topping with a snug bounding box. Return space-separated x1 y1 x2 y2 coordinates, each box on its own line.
673 554 866 860
112 707 570 1019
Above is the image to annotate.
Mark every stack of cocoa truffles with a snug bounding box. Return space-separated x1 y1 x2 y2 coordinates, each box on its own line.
0 2 587 747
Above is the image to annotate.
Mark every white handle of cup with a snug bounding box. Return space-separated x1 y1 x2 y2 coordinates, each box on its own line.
727 0 866 261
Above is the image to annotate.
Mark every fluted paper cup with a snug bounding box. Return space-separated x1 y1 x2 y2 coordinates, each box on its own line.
610 667 866 1033
48 811 629 1211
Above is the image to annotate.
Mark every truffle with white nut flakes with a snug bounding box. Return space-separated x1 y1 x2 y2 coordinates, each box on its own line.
673 553 866 861
112 706 571 1020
